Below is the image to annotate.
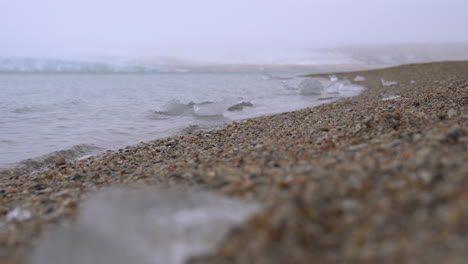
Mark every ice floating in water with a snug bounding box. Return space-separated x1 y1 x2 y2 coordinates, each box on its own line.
329 75 339 82
29 188 261 264
382 95 401 101
7 208 32 222
261 73 272 81
227 101 253 111
158 99 253 117
193 100 233 116
299 78 324 95
160 99 194 116
325 82 343 94
381 78 398 87
354 75 366 82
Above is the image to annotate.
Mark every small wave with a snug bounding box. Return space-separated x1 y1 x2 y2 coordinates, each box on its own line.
12 106 45 114
0 139 16 144
18 144 102 171
179 124 201 135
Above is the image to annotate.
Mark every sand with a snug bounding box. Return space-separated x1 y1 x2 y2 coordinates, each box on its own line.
0 61 467 264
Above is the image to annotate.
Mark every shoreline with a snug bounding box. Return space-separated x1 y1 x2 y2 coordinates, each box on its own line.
0 72 362 177
1 61 467 263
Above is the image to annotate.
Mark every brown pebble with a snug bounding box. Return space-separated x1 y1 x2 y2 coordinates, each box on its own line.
55 158 66 166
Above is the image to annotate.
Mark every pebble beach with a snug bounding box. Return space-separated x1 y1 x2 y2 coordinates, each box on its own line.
1 61 467 263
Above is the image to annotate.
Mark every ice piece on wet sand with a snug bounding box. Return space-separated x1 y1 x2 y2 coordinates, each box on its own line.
409 80 417 84
354 75 365 82
381 78 398 87
299 78 324 95
382 95 401 101
29 188 261 264
7 208 32 222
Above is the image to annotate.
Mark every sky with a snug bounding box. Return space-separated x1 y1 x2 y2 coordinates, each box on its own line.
1 0 467 61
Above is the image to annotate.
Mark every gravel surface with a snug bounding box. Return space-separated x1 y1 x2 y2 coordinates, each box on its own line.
1 61 467 264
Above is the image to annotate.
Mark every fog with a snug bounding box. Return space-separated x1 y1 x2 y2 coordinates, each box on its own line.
1 0 468 63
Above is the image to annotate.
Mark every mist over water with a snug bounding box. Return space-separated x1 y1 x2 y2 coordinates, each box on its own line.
1 0 468 63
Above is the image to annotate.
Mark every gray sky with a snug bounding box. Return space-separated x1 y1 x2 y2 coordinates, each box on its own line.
1 0 467 60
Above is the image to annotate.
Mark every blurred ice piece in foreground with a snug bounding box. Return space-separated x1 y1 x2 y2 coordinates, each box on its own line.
409 80 417 84
381 78 398 87
6 208 32 222
29 188 261 264
329 75 338 82
354 75 365 82
299 78 324 95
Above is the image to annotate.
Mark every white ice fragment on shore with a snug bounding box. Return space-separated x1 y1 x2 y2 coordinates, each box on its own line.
381 78 398 87
329 75 338 82
299 78 324 95
409 80 417 84
354 75 365 82
30 188 261 264
382 95 400 101
382 95 401 101
6 208 32 222
76 154 92 161
325 82 343 94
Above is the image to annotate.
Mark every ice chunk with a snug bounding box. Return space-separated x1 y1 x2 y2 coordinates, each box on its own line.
6 208 32 222
299 78 324 95
160 99 193 116
30 188 260 264
409 80 417 84
329 75 339 82
76 155 92 161
261 73 272 80
325 82 343 94
382 95 401 101
354 75 365 82
381 78 398 87
227 101 253 111
193 101 230 116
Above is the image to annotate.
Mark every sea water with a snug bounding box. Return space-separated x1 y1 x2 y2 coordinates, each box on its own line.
0 72 364 170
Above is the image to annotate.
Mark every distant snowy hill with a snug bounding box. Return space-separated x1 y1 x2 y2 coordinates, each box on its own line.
1 43 467 73
0 58 163 73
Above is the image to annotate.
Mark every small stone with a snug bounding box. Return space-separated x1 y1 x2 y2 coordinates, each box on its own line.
55 158 66 166
70 174 83 181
